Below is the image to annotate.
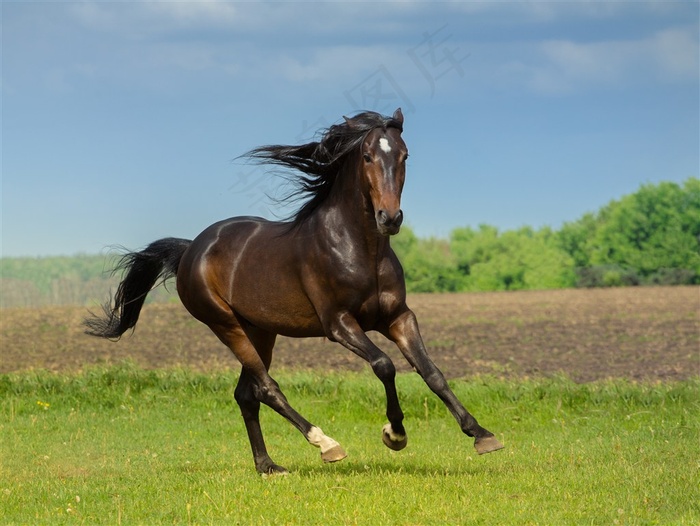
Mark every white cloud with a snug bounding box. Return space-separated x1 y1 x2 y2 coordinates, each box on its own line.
538 39 638 92
270 46 408 83
69 1 240 35
53 2 419 88
651 27 699 79
147 1 239 26
8 1 697 99
504 25 699 95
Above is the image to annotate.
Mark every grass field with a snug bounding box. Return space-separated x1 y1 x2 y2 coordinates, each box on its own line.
1 364 698 525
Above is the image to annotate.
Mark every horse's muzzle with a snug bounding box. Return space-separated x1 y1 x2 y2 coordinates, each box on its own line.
376 209 403 236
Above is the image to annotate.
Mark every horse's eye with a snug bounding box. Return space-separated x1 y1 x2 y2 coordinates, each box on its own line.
363 153 372 163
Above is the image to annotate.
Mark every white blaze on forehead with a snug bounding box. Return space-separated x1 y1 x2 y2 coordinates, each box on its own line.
379 137 392 153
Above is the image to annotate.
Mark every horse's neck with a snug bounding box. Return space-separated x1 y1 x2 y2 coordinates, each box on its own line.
313 166 390 262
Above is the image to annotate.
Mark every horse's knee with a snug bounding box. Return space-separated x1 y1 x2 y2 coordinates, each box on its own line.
370 355 396 382
234 382 249 403
251 381 271 402
251 379 289 410
423 370 449 394
235 381 260 418
234 388 254 408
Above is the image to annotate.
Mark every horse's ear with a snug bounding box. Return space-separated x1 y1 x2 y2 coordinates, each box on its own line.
344 115 360 129
393 108 404 125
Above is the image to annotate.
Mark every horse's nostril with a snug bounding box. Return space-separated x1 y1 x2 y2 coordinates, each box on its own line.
377 209 403 230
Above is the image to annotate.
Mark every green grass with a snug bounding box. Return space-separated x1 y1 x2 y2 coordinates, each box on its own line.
1 364 698 525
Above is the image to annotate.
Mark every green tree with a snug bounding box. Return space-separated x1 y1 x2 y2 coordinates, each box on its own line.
451 225 576 291
393 226 465 292
391 225 419 264
557 212 598 268
590 179 700 281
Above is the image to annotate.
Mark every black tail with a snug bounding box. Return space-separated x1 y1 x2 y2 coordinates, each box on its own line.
84 237 192 340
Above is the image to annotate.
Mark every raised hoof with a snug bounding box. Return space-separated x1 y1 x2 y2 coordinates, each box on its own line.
474 435 504 455
321 445 347 463
382 424 407 451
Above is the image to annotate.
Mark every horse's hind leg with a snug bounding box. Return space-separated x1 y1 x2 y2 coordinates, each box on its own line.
248 366 347 466
218 323 346 473
235 368 288 475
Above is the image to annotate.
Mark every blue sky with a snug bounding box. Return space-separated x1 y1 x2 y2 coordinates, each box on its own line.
2 1 698 257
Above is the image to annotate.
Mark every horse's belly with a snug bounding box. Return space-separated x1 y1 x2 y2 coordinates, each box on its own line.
228 259 327 338
236 292 326 338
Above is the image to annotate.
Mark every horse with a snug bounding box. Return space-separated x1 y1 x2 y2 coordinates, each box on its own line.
85 108 503 474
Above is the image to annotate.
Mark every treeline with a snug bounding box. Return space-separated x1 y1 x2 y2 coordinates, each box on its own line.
1 178 698 307
393 178 699 292
0 255 176 308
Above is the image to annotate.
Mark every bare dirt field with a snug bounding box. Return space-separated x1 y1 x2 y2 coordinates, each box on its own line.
1 287 698 382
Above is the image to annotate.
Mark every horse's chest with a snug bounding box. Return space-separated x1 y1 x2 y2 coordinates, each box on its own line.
354 294 382 329
307 241 398 329
334 272 386 328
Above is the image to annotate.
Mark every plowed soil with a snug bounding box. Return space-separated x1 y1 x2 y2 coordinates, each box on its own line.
1 287 698 382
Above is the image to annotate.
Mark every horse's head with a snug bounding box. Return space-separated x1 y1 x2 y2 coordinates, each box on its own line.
348 108 408 236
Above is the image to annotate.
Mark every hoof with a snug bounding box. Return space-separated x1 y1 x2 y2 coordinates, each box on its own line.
321 445 347 463
382 423 407 451
474 435 504 455
257 462 289 476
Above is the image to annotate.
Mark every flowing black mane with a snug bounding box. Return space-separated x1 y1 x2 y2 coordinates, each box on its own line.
245 110 403 226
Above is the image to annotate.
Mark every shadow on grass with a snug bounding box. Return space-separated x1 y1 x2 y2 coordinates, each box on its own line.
288 457 495 478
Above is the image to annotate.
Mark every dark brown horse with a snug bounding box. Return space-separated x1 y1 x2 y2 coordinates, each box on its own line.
85 108 503 474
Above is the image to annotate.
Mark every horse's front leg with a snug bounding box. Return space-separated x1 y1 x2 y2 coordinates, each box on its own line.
328 312 408 452
386 309 504 455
